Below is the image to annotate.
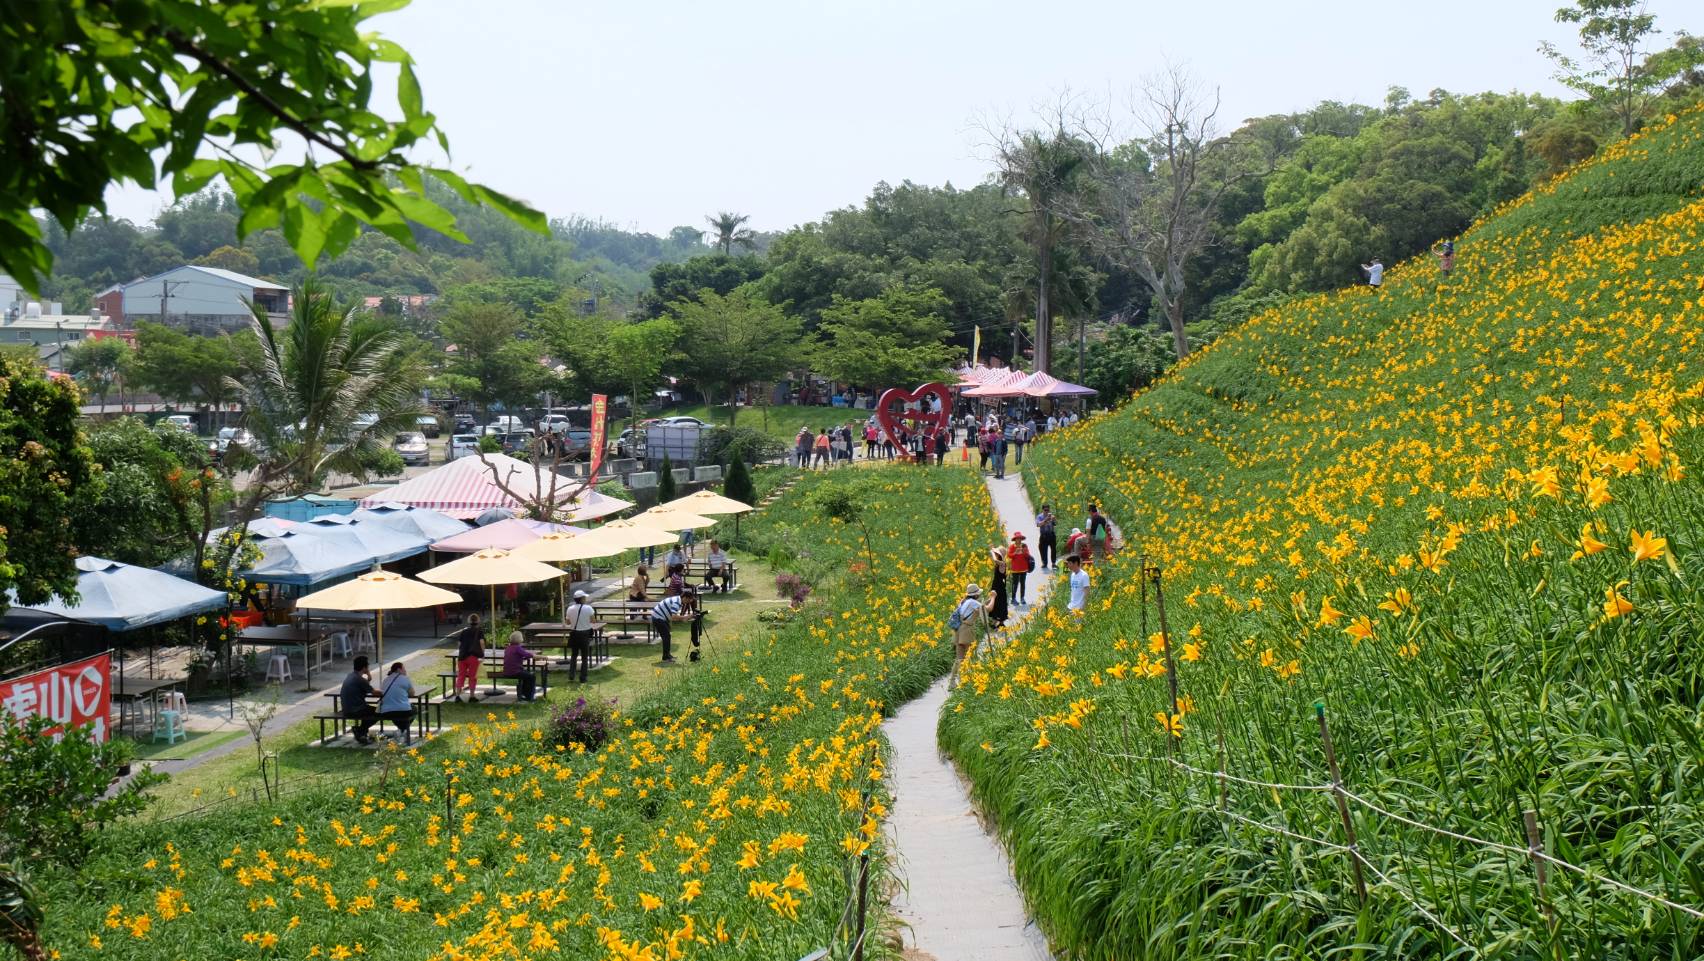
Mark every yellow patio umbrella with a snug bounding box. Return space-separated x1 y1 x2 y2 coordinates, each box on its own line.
512 530 620 614
633 506 719 531
660 489 754 514
419 547 567 627
296 567 461 665
593 518 683 549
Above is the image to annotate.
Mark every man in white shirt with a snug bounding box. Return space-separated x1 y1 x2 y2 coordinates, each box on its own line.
1065 555 1090 615
564 589 597 682
1361 257 1384 288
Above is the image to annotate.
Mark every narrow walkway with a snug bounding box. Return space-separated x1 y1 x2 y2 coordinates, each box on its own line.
882 470 1053 961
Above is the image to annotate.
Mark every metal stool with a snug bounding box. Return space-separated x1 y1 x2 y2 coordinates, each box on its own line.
265 654 292 683
152 709 187 745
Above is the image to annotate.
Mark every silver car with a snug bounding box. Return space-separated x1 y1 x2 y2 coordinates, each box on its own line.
392 432 430 466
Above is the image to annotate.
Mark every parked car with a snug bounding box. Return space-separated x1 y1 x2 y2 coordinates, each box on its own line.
392 432 430 466
415 414 442 438
538 428 595 461
489 429 535 456
537 413 572 433
163 414 195 433
452 413 477 434
616 428 645 459
651 415 708 428
208 426 254 461
448 433 480 461
487 415 525 433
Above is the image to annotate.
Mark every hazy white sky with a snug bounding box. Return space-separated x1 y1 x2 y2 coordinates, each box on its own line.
102 0 1697 237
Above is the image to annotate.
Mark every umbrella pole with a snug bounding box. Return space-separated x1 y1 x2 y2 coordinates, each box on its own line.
489 584 497 631
377 611 385 666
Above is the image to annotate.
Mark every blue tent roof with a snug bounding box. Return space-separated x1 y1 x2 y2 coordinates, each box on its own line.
246 531 374 587
7 557 227 632
296 516 429 565
348 504 468 542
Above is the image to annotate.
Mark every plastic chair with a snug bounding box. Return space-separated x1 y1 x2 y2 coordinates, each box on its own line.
152 709 187 745
353 626 376 656
156 690 188 714
329 631 352 659
265 654 293 683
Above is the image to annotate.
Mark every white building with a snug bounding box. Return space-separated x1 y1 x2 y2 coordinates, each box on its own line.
0 274 25 317
123 265 289 334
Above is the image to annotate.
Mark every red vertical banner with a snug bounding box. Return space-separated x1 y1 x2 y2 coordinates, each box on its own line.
0 653 112 742
588 393 608 478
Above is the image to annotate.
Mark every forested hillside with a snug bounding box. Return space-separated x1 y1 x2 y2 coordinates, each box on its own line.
940 103 1704 958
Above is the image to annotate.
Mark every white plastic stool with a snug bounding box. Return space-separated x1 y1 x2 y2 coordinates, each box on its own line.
265 654 293 683
156 690 188 714
330 631 352 659
353 626 375 656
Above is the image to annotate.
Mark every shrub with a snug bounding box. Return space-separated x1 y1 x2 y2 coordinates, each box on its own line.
656 453 676 502
548 697 613 752
773 571 811 606
700 426 785 467
722 454 756 507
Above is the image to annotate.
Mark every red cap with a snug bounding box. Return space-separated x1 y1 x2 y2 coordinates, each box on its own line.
1011 532 1026 540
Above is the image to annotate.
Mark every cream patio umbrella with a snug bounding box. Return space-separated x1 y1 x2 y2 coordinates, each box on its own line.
592 518 685 550
419 547 567 628
659 489 755 515
633 506 719 531
296 568 462 665
512 530 619 615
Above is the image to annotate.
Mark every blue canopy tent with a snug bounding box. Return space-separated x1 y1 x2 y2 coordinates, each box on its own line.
246 530 374 588
350 503 469 542
296 516 430 566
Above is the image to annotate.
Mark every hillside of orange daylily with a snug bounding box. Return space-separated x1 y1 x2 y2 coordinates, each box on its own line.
47 470 1000 961
940 103 1704 959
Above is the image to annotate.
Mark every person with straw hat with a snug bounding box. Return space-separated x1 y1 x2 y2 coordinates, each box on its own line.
948 583 989 691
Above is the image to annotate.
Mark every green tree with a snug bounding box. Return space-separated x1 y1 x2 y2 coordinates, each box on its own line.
64 336 131 411
812 285 958 389
438 301 545 420
0 352 93 615
1542 0 1702 136
71 417 220 569
0 0 543 292
195 243 261 276
657 454 678 503
722 454 756 507
1081 322 1177 399
640 255 766 318
705 211 756 255
130 322 252 415
993 127 1090 372
604 320 680 428
664 286 803 427
233 279 424 506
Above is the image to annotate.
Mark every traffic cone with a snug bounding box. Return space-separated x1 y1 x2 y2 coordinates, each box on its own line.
961 446 969 462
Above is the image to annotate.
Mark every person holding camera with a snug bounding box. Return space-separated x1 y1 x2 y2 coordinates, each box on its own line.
650 589 696 663
564 589 596 683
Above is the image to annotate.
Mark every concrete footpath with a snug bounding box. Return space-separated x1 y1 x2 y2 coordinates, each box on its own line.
882 469 1054 961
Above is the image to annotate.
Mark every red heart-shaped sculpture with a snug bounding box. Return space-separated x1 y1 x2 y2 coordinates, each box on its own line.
875 382 952 446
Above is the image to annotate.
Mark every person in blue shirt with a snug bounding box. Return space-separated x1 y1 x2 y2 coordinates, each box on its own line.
375 661 417 745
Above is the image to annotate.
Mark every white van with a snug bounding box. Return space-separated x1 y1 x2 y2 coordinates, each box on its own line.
448 434 481 461
485 416 525 434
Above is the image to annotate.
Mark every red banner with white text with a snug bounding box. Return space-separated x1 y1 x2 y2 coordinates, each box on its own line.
0 653 112 742
588 394 608 479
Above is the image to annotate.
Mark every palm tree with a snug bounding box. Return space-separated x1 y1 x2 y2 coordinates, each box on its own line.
994 130 1088 374
705 211 756 255
230 279 424 511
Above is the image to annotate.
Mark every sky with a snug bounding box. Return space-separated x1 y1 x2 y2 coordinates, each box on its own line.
101 0 1698 238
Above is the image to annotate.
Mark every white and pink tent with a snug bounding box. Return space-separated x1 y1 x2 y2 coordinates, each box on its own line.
964 370 1098 400
1019 372 1098 398
360 453 632 522
963 368 1032 398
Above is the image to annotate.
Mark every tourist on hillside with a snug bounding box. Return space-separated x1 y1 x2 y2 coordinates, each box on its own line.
864 422 878 459
665 563 686 597
1065 555 1090 615
1010 421 1028 466
1046 412 1059 433
1360 257 1384 288
1007 533 1033 607
452 613 485 703
988 545 1009 628
340 655 380 746
1064 526 1090 560
564 589 596 683
1036 504 1058 571
500 631 542 701
628 564 651 602
1433 239 1455 278
991 428 1009 480
703 540 731 593
948 583 989 690
813 427 832 469
1087 503 1112 559
830 424 848 464
376 661 417 745
795 428 813 469
650 590 695 663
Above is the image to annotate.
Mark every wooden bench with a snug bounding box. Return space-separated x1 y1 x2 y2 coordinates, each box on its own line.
436 655 552 700
315 692 441 745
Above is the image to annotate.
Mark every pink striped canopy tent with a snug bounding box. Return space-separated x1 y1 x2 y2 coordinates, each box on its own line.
1019 372 1098 398
359 453 632 521
962 368 1031 398
429 517 589 554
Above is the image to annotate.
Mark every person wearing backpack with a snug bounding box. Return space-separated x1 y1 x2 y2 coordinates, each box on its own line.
1087 503 1112 559
948 583 989 690
1035 504 1058 572
564 589 596 683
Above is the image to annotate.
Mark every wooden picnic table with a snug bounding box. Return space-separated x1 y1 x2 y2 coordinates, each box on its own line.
111 674 184 738
521 621 611 667
436 653 553 699
232 625 331 679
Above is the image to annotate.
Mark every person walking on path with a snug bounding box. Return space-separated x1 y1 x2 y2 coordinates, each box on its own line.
452 613 485 703
501 631 543 701
1011 421 1028 466
1065 554 1091 616
1360 257 1384 288
948 583 990 690
340 655 380 745
1007 533 1033 606
987 545 1009 628
1036 504 1058 571
933 428 950 466
813 428 832 469
376 661 417 744
1087 503 1112 560
977 426 992 473
795 428 813 469
564 590 596 683
991 429 1009 480
864 422 878 459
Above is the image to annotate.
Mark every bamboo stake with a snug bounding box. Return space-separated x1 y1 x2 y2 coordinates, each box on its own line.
1315 701 1368 905
1524 810 1558 942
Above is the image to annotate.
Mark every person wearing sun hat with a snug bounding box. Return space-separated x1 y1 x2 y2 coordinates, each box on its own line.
949 583 989 690
1007 532 1033 607
987 544 1009 628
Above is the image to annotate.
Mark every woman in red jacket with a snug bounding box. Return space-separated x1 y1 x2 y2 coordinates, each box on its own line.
1006 533 1033 607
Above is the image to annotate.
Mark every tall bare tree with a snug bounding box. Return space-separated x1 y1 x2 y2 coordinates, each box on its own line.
1072 68 1267 359
991 127 1089 373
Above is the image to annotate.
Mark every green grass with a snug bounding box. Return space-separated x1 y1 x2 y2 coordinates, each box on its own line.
940 103 1704 959
646 401 865 443
125 729 244 763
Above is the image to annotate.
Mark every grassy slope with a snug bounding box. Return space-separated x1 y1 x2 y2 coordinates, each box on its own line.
53 467 998 960
941 105 1704 959
647 402 866 443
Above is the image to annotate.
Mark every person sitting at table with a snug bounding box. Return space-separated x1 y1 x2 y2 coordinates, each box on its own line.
452 613 485 704
501 630 542 702
664 545 686 571
649 590 695 664
376 661 417 746
628 564 650 602
564 589 596 684
665 562 686 597
340 655 380 746
702 540 731 593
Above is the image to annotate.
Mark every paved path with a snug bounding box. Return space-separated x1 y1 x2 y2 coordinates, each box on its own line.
882 470 1054 961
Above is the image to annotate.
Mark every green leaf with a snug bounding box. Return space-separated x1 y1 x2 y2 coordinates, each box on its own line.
473 184 548 235
397 61 422 120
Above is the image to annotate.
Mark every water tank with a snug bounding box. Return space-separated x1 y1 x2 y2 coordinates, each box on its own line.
24 302 41 318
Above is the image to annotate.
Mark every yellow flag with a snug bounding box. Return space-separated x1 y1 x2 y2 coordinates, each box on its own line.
972 325 981 366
